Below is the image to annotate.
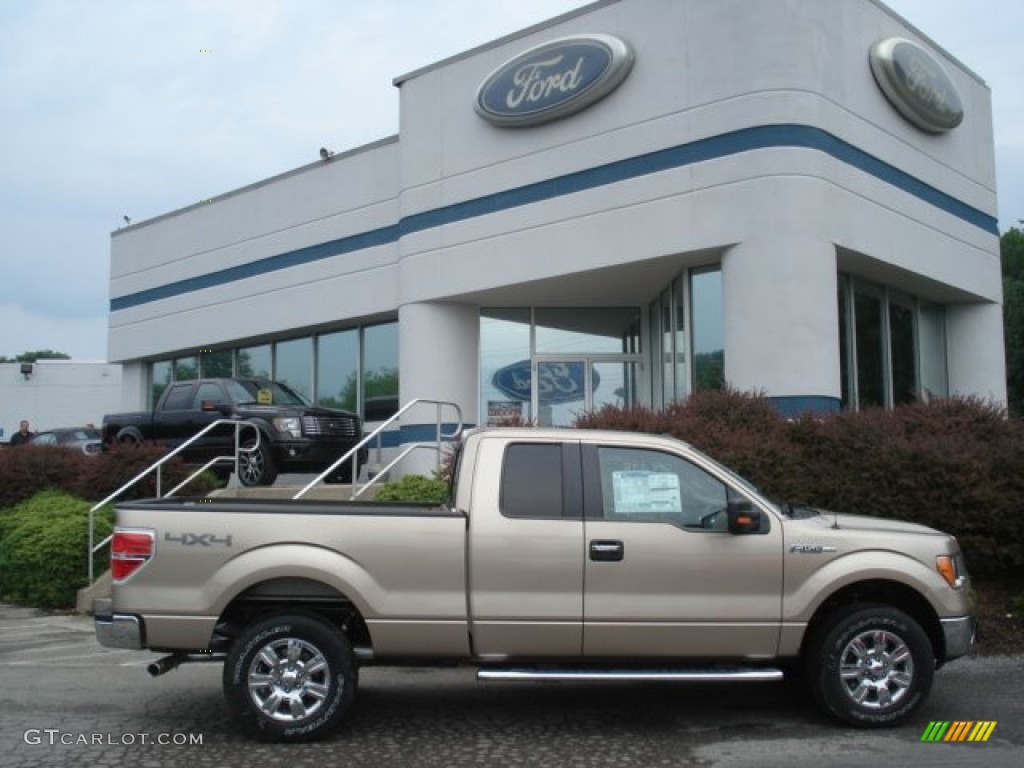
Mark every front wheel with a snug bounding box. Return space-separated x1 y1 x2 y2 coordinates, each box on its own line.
238 438 278 487
806 604 934 727
223 614 357 742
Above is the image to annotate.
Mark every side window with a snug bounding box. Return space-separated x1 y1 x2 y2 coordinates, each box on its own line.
162 384 195 411
193 382 226 410
597 446 731 531
500 443 563 519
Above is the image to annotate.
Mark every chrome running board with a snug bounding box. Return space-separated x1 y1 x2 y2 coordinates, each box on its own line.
477 668 783 683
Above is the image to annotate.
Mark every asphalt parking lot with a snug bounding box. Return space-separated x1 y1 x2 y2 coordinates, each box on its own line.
1 604 1021 768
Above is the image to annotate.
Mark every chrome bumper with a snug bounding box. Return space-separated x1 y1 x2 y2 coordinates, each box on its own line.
95 601 144 650
941 615 976 661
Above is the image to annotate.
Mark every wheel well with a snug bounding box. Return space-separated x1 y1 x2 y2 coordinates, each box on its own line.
214 577 372 653
802 580 944 661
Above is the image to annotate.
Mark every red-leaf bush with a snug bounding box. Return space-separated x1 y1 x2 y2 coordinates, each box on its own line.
0 444 221 510
577 390 1024 582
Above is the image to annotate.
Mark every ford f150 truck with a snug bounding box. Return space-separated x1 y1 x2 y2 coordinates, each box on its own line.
95 428 975 742
102 377 366 486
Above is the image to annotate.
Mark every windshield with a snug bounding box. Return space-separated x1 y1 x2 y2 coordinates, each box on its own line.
228 379 309 406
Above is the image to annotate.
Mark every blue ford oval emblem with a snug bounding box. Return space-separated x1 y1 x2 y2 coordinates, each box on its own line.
869 38 963 133
492 360 600 404
475 34 634 128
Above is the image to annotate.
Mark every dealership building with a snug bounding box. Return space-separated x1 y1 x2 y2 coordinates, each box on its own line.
108 0 1005 468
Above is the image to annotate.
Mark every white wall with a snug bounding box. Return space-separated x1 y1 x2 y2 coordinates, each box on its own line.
0 361 123 442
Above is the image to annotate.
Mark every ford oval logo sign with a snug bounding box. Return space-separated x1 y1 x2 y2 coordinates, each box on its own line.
869 38 964 133
492 360 600 404
475 34 634 128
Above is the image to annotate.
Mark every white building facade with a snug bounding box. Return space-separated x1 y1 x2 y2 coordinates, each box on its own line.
107 0 1005 466
1 361 123 442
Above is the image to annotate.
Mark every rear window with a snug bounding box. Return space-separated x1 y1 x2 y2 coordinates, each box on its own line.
500 443 562 519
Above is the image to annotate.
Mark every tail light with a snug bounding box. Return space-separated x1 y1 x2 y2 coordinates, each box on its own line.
111 528 155 582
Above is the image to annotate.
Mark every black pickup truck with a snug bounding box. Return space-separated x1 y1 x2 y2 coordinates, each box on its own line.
102 378 366 486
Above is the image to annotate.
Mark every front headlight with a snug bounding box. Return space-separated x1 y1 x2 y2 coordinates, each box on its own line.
273 417 302 439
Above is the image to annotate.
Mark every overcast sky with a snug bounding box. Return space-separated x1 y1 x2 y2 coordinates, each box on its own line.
1 0 1021 362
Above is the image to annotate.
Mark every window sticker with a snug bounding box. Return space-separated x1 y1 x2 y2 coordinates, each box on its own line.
256 388 273 405
612 470 681 514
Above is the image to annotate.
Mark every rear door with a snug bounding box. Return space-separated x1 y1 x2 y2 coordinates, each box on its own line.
582 442 783 658
467 437 584 659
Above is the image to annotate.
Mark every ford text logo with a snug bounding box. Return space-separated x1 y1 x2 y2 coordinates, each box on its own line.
492 360 600 404
475 34 634 127
869 38 964 133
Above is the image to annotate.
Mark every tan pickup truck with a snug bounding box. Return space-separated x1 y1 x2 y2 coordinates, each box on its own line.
95 428 975 742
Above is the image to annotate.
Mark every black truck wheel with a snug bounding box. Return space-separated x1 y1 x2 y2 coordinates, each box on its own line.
223 614 357 742
238 438 278 487
806 604 934 727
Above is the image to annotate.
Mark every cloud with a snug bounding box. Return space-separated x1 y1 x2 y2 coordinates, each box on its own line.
0 303 108 361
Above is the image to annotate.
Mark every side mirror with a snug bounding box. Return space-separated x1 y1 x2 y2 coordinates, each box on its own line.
201 400 229 414
727 499 762 534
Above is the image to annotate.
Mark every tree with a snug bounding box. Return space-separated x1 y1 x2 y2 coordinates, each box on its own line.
1002 226 1024 417
0 350 71 363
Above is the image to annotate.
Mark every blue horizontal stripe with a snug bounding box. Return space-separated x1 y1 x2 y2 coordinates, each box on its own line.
111 124 998 311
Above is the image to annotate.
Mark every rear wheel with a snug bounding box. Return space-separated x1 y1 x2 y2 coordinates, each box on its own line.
238 438 277 486
806 604 934 726
223 614 357 742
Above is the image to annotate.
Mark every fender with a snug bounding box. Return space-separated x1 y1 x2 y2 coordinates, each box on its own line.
784 549 949 624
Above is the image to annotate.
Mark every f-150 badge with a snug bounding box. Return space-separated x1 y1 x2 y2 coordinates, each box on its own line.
790 544 837 554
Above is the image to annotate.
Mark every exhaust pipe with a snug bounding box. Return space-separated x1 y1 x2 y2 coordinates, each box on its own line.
148 654 182 677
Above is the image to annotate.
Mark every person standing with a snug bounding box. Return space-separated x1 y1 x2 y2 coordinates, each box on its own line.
9 420 33 446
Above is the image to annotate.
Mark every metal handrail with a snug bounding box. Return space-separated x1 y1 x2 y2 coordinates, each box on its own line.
88 419 260 582
293 398 462 500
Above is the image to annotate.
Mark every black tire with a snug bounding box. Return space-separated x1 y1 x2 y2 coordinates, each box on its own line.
223 614 357 742
806 604 934 727
115 428 142 447
238 438 277 487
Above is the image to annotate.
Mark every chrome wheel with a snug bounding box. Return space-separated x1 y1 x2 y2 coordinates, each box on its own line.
246 638 331 723
807 604 934 726
837 629 914 709
239 444 265 486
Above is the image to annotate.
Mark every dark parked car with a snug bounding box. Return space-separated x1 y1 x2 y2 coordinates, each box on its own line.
102 378 366 486
29 427 103 455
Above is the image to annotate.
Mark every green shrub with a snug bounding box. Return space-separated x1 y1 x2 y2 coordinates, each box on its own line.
0 443 221 509
0 490 113 609
374 474 449 504
577 392 1024 582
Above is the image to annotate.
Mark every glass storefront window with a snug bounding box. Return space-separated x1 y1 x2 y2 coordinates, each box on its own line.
889 297 917 405
237 345 271 379
691 268 724 391
481 309 531 425
317 330 359 412
839 276 947 409
535 308 641 355
200 349 233 378
673 273 687 400
151 360 172 407
274 337 313 401
174 356 198 382
854 289 884 408
919 304 948 398
363 322 399 421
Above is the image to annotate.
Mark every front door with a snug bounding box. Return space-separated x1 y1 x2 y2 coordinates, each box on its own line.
532 356 641 427
581 442 783 658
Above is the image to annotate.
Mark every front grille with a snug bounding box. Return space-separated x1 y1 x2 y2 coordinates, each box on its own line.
302 415 359 438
